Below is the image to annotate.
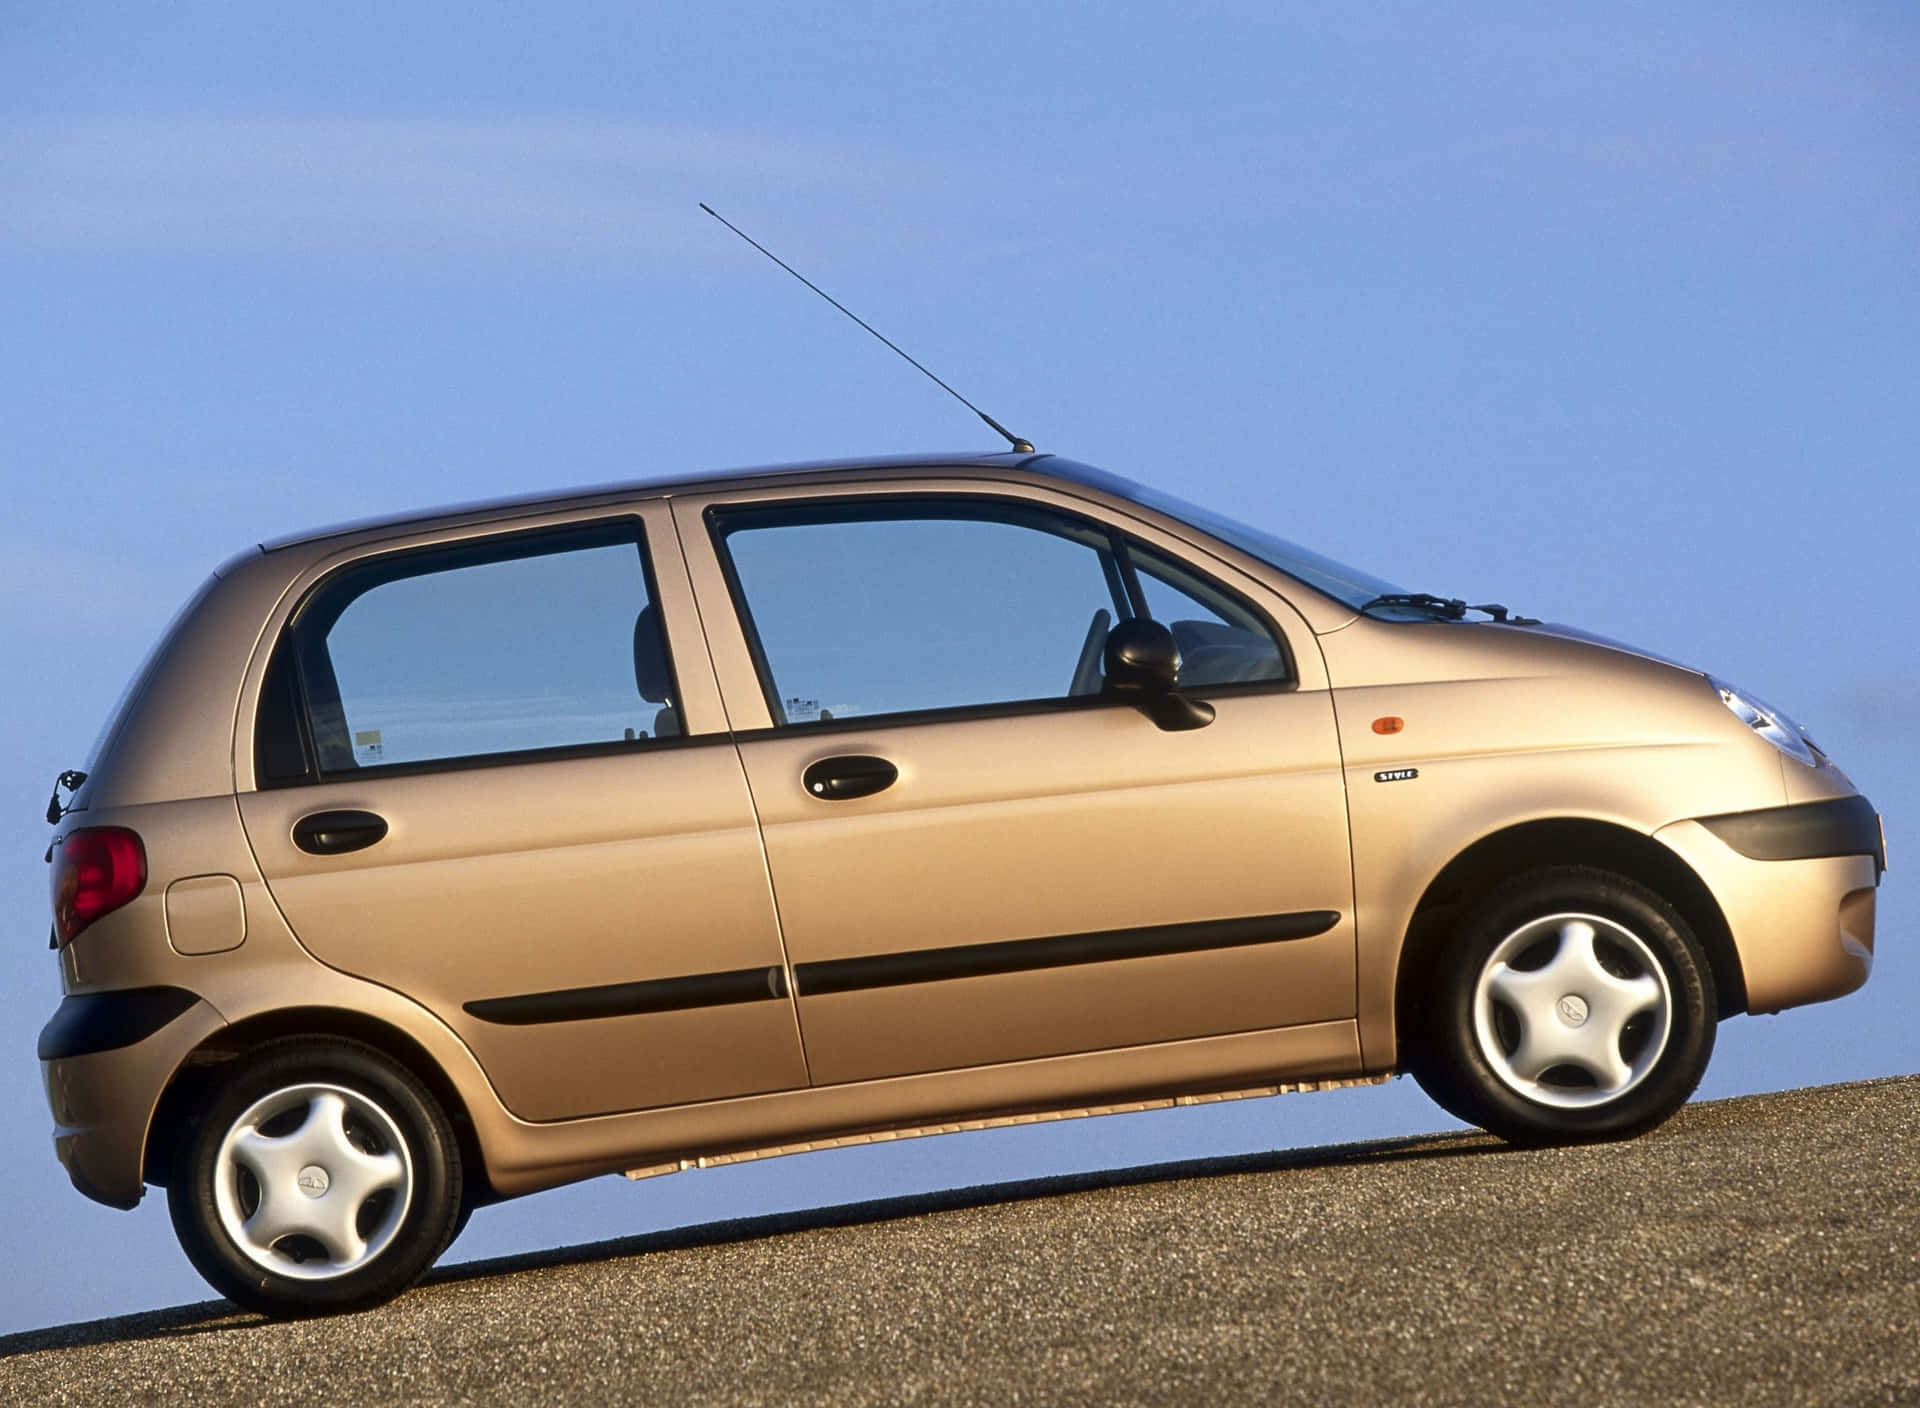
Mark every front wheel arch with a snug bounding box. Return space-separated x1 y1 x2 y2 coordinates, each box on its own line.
1405 864 1717 1143
1394 818 1745 1065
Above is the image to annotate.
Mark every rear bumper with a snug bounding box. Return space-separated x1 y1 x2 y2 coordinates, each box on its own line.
39 988 225 1209
1660 796 1882 1016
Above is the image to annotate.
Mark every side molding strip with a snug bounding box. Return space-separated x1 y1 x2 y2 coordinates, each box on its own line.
465 965 789 1026
462 910 1342 1025
793 910 1341 997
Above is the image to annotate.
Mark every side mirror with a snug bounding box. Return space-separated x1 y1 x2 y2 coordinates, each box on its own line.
1102 618 1215 732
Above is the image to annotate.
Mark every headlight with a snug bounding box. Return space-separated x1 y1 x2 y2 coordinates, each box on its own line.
1708 675 1818 766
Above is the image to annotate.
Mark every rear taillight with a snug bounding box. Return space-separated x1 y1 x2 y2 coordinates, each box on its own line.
51 827 147 947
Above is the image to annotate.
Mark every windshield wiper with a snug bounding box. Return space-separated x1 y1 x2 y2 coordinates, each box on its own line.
1363 592 1469 618
1361 594 1538 625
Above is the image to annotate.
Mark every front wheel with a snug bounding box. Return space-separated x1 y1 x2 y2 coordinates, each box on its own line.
1408 866 1717 1144
168 1037 462 1316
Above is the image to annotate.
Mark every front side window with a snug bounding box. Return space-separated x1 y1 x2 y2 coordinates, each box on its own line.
711 498 1289 726
262 522 677 780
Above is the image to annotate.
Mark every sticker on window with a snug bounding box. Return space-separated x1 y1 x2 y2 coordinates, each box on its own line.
353 729 385 765
782 697 863 723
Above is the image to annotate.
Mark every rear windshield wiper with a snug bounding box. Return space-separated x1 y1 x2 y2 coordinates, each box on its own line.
1361 594 1538 625
46 769 87 826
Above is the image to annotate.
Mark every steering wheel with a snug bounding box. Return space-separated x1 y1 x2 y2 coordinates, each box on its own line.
1068 609 1112 696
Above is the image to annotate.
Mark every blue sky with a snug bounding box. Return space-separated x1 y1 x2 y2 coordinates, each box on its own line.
2 3 1915 1335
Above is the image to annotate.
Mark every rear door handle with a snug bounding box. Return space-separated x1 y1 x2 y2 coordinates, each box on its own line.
292 809 390 856
801 755 898 801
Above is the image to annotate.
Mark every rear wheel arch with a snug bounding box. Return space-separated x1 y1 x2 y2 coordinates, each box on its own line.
1393 818 1746 1063
166 1035 461 1313
144 1007 495 1208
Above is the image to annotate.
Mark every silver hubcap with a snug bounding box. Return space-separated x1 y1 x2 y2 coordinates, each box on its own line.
1472 913 1672 1109
213 1083 413 1281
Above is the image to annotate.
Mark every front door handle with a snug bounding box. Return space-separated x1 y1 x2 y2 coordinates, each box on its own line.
802 755 898 801
292 809 390 856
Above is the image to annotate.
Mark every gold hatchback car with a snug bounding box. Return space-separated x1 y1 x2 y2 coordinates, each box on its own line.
41 453 1883 1315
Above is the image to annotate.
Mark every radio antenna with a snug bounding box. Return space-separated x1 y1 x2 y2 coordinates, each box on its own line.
700 202 1034 454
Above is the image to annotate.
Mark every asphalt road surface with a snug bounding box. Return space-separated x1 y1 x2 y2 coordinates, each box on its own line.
3 1075 1915 1406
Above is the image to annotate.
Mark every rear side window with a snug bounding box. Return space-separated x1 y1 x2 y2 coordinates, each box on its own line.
257 522 678 783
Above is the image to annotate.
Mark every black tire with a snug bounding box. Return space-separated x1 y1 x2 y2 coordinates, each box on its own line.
167 1037 462 1316
1407 866 1716 1145
442 1196 476 1255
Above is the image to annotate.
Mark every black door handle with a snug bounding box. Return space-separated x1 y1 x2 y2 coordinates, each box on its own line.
801 755 898 801
292 809 390 856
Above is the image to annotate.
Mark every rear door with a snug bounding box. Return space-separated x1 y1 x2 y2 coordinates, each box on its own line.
676 481 1357 1088
237 506 808 1122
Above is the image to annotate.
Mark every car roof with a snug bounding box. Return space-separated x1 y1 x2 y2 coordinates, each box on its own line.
258 450 1069 554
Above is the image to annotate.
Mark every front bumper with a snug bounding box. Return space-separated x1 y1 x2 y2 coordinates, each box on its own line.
39 988 225 1209
1697 794 1886 877
1660 795 1882 1016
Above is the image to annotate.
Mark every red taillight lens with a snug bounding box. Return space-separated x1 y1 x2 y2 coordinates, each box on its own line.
51 827 147 947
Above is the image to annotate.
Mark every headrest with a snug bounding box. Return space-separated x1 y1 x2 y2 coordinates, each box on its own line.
633 603 673 704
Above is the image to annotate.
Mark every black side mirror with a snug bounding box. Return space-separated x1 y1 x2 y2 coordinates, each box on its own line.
1102 618 1215 732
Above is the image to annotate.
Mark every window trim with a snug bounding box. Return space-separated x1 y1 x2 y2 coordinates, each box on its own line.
254 517 685 788
705 492 1297 733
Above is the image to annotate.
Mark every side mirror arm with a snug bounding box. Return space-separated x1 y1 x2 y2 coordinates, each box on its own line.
1144 692 1215 732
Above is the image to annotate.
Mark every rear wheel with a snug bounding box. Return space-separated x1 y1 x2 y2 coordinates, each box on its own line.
1408 866 1716 1144
168 1037 461 1315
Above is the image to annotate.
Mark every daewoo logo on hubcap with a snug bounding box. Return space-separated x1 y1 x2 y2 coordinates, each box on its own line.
1556 994 1591 1028
296 1165 331 1197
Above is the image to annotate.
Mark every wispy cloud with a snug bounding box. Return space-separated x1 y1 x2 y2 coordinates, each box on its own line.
0 117 948 259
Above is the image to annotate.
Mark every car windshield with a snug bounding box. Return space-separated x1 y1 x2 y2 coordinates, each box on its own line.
1045 459 1406 609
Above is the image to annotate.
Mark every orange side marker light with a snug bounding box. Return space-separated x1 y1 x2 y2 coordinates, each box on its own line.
1372 716 1405 735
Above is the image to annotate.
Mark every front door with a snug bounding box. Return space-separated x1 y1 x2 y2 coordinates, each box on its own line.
679 486 1356 1088
238 509 808 1121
